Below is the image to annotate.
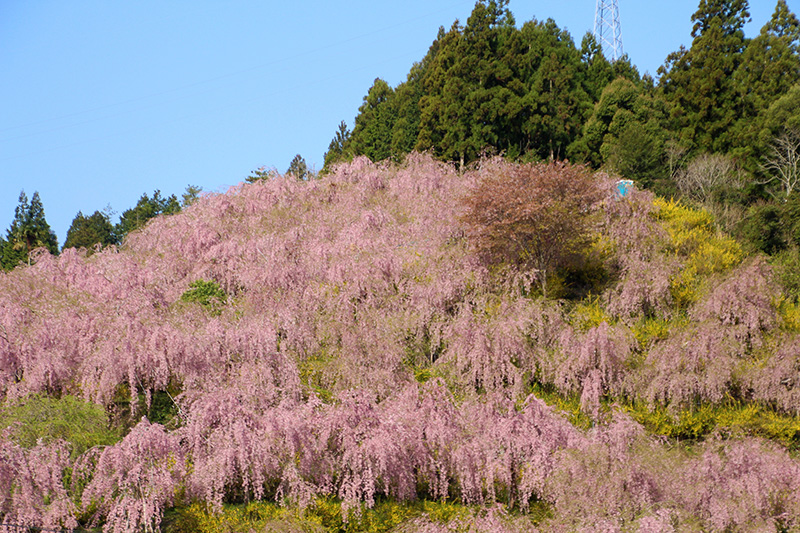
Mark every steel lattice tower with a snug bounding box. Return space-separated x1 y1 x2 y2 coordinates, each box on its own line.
593 0 623 62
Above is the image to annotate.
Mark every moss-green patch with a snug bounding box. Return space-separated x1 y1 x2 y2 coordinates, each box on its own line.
180 279 227 315
166 498 520 533
526 381 595 430
0 394 120 458
623 400 800 450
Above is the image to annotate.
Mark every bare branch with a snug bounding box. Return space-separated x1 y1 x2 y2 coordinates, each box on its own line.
759 130 800 198
674 153 740 203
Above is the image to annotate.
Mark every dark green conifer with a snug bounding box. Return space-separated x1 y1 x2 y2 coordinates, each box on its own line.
730 0 800 166
658 0 751 153
115 190 180 242
349 79 397 163
1 191 58 270
323 121 353 171
286 154 310 180
63 210 117 253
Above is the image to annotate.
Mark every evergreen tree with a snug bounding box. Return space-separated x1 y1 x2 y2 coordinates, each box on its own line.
390 62 427 159
437 0 518 165
415 22 465 162
730 0 800 166
737 0 800 112
334 0 618 166
0 193 29 271
245 167 279 183
323 121 353 170
63 210 118 253
349 78 397 162
579 33 614 103
115 190 180 242
571 77 641 167
182 185 203 207
608 121 666 188
570 77 669 189
523 19 591 161
286 154 310 180
760 84 800 144
610 55 641 83
0 191 58 270
416 8 589 164
658 0 751 153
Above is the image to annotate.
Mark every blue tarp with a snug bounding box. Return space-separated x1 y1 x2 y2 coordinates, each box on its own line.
615 179 633 198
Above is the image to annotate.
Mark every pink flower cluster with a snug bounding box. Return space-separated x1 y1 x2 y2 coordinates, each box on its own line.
1 154 799 531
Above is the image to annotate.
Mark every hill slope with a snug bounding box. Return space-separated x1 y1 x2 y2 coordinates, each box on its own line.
1 154 799 532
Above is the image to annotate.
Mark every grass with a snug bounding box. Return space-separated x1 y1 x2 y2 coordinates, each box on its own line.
0 394 120 457
526 379 800 450
623 399 800 450
163 497 544 533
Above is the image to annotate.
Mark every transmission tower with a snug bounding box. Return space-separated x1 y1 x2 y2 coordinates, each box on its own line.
593 0 624 62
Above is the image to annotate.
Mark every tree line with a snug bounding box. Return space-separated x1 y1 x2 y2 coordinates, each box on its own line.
0 149 318 272
0 186 201 271
3 0 798 271
324 0 800 255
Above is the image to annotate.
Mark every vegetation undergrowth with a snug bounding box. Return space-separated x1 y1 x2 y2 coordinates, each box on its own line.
526 381 595 430
528 377 800 451
180 279 228 315
622 400 800 450
163 498 548 533
0 394 120 458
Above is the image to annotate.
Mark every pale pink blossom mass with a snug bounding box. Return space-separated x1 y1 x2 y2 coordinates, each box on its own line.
1 154 799 531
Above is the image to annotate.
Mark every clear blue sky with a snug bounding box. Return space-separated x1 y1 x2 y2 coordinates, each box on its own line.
1 0 795 244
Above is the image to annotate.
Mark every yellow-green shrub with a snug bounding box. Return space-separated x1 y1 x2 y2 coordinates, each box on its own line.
777 298 800 332
653 198 743 307
623 400 800 449
568 296 612 332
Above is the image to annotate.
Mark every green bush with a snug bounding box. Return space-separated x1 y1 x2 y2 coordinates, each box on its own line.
180 279 227 314
740 201 786 255
772 248 800 303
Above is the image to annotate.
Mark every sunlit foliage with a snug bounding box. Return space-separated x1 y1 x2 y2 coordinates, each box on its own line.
1 154 799 531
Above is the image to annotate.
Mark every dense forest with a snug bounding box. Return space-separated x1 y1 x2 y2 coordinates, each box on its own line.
325 0 800 259
3 0 800 532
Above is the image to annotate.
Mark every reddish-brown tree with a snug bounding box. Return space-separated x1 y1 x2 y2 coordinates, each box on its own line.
461 159 607 296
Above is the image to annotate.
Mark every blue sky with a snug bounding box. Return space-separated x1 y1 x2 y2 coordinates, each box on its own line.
1 0 795 244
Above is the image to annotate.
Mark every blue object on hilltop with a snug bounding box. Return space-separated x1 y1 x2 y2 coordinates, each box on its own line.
615 179 633 198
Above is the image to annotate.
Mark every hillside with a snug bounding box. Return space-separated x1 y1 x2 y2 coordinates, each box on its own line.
2 154 800 532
